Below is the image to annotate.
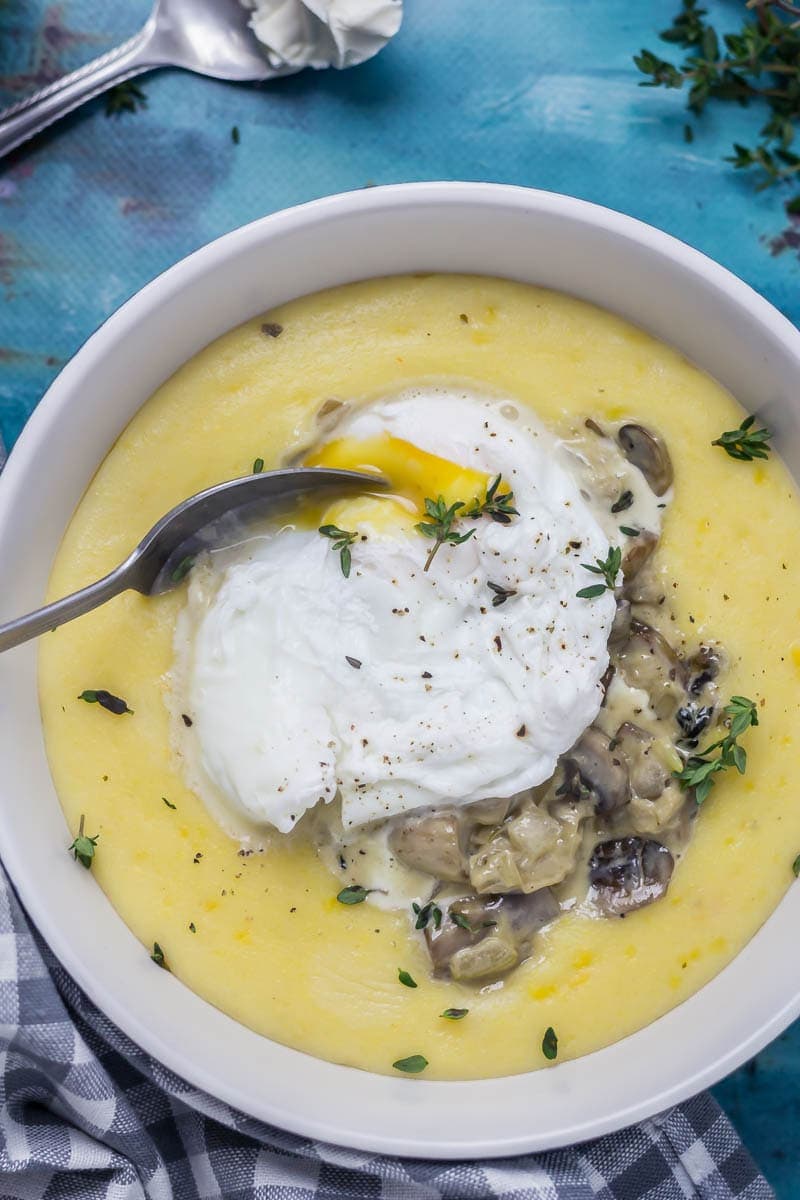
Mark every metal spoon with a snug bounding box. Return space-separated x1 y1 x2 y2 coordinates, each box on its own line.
0 467 387 653
0 0 287 159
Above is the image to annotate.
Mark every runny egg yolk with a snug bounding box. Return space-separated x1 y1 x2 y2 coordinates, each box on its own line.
304 432 491 534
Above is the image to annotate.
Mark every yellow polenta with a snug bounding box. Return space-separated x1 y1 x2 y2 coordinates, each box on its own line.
38 275 800 1079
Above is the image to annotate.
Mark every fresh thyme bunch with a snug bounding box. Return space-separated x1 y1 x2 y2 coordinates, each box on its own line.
635 0 800 205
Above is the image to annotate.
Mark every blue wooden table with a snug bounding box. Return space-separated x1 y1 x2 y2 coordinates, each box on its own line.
1 1 798 1191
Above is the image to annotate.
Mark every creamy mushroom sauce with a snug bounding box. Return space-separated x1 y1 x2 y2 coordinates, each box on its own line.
299 416 725 986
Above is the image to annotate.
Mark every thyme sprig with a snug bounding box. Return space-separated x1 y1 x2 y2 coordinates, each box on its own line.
465 474 519 524
674 694 758 803
712 415 773 461
105 81 147 117
319 524 358 578
68 815 98 870
635 0 800 206
416 497 474 571
417 476 518 571
576 546 622 599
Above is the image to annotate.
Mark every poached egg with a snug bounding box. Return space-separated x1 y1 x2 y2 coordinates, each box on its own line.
175 389 617 834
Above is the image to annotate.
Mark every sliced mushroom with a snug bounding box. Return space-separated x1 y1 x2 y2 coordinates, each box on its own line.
562 726 630 814
315 397 349 432
613 722 669 800
588 836 674 915
609 597 632 651
424 890 558 981
389 811 466 883
675 702 714 744
621 529 658 585
687 643 725 697
616 620 688 719
617 424 674 496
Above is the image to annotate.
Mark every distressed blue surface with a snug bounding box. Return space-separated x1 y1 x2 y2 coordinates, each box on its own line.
1 0 798 1192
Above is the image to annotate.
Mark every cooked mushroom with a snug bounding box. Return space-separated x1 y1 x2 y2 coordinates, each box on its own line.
676 702 714 744
609 597 632 651
621 529 658 585
616 620 689 719
389 811 467 883
562 726 630 814
424 890 558 981
588 836 674 915
613 722 669 800
315 397 349 432
617 424 674 496
687 643 725 697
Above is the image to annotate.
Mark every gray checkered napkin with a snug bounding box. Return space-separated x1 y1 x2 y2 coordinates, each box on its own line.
0 862 773 1200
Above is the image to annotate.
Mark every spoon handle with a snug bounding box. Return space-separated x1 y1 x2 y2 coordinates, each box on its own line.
0 564 131 654
0 15 162 159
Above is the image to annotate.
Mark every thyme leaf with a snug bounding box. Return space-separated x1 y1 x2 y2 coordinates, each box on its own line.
78 689 133 715
392 1054 428 1073
336 884 373 905
542 1026 559 1061
398 968 418 988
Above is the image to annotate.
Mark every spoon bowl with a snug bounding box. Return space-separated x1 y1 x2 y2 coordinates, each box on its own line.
0 467 387 653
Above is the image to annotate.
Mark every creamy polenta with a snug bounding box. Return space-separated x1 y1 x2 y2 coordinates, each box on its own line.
39 275 800 1079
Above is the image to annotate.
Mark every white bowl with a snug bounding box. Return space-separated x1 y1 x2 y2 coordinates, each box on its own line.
1 183 799 1159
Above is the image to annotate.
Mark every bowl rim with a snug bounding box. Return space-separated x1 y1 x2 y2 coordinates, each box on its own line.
3 181 800 1159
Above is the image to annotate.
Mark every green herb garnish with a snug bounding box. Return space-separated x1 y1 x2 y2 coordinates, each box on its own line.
398 968 418 988
319 524 358 578
171 556 195 584
232 125 240 144
465 474 519 524
189 922 196 933
416 496 474 571
336 884 373 905
392 1054 428 1074
793 854 800 878
441 1008 469 1020
487 581 517 607
451 912 474 932
674 695 758 804
78 689 132 715
105 81 147 117
712 415 772 462
635 0 800 212
252 457 264 473
151 942 169 969
619 525 640 537
412 901 443 930
162 797 176 810
611 489 634 514
542 1026 558 1061
68 814 98 870
576 546 622 599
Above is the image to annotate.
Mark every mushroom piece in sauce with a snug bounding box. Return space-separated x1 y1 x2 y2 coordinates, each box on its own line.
588 836 674 915
617 423 674 496
389 811 467 883
424 890 559 981
562 726 630 814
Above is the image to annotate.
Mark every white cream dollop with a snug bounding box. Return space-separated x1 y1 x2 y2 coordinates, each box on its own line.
241 0 402 70
175 390 618 834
